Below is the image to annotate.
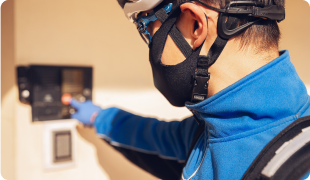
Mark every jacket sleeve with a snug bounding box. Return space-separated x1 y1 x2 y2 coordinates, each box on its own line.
94 107 200 180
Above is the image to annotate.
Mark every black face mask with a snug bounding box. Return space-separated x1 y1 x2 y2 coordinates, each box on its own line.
148 6 205 107
148 3 240 107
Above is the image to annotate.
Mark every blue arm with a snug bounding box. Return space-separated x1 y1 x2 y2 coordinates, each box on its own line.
94 107 199 162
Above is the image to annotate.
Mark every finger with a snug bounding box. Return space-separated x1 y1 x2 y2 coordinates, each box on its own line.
70 98 81 109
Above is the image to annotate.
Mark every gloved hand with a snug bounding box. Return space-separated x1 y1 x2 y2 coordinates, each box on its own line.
70 98 102 126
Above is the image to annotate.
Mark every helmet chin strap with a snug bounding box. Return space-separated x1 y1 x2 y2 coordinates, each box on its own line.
189 0 285 104
190 16 239 103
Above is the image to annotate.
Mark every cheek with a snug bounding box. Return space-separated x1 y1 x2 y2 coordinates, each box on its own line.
161 35 186 65
148 19 186 65
148 20 162 37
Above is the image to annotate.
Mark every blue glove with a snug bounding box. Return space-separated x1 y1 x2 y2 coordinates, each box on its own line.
70 98 102 126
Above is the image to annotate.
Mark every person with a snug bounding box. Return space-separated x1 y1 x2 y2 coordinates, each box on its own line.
70 0 310 179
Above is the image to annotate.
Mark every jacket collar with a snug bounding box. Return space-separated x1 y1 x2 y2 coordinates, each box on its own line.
186 50 310 139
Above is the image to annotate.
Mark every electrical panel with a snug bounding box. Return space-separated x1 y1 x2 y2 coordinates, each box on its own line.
17 65 92 121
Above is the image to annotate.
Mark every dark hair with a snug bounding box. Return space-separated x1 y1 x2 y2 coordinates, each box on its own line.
165 0 285 50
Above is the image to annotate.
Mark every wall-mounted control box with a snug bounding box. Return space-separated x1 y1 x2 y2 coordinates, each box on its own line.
17 65 92 121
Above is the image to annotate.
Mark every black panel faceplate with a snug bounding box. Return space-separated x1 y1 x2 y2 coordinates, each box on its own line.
17 65 93 121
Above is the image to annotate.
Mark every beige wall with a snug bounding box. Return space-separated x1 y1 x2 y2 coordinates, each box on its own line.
14 0 153 90
1 0 310 180
279 0 310 84
4 0 163 180
1 0 16 180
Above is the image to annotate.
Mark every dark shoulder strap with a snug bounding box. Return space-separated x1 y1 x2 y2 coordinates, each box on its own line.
242 115 310 180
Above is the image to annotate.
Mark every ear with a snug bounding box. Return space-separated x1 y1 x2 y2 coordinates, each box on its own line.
178 2 208 49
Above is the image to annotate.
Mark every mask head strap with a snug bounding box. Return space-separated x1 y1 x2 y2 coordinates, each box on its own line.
153 4 193 58
150 2 206 63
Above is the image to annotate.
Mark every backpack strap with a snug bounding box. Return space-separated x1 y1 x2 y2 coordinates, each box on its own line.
242 115 310 180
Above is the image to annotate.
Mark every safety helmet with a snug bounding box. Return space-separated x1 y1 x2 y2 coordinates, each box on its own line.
117 0 164 22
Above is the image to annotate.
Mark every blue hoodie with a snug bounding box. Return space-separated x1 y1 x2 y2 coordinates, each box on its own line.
94 50 310 180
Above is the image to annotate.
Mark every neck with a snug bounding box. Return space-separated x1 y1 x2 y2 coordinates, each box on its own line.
206 38 279 97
